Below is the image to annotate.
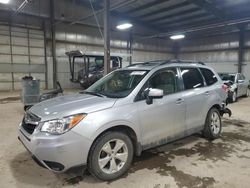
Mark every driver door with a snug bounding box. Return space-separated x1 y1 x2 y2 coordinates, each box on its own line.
136 68 186 148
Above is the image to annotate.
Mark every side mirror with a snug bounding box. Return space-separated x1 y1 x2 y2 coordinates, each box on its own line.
144 88 164 105
238 80 244 84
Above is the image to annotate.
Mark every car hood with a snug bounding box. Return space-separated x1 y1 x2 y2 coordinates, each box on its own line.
29 94 117 121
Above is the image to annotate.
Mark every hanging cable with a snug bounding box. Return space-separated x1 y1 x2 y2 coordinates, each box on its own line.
88 0 104 40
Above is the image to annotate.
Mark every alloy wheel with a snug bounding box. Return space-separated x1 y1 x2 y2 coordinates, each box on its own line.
98 139 128 174
210 112 221 134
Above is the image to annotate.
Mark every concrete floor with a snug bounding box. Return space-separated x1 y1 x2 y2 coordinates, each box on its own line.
0 91 250 188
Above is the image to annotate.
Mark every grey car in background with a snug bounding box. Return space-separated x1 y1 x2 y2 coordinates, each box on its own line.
219 73 249 103
18 60 231 181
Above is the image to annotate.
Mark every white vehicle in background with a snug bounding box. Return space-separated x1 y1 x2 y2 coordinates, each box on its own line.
219 73 250 103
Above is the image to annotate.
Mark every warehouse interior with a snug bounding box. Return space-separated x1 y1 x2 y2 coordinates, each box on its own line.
0 0 250 90
1 0 250 187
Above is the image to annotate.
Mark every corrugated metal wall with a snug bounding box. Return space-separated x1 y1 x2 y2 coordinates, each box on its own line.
178 32 250 79
0 24 46 91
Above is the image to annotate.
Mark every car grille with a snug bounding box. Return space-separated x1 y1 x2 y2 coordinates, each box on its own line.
21 120 37 134
21 112 41 134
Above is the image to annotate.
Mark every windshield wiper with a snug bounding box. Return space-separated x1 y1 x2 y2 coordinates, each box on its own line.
79 91 105 97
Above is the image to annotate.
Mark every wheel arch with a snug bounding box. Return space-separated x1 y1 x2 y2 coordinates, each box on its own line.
88 125 142 162
209 104 227 117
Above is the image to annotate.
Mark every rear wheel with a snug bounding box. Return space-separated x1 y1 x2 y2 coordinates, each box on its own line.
244 88 250 97
88 131 133 181
203 108 222 140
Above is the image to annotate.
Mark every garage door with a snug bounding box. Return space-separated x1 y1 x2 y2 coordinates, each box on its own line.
0 24 46 91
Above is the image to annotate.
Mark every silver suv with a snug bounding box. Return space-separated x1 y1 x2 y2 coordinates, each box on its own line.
18 60 231 181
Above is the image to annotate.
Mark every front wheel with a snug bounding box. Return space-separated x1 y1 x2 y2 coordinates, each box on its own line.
88 131 134 181
203 108 222 140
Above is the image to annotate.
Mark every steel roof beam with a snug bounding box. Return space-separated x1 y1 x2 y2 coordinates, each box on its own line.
154 12 209 26
136 1 191 19
187 0 227 21
75 0 165 33
125 0 169 14
148 7 201 23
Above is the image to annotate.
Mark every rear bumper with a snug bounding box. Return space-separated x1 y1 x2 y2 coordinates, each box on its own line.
18 125 92 172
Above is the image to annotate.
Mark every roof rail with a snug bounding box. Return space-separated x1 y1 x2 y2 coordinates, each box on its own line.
159 59 205 66
126 60 205 68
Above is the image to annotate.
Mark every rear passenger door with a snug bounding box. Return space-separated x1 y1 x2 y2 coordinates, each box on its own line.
180 67 207 133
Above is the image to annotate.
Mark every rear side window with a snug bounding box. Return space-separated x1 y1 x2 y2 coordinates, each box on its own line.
200 68 218 86
181 68 204 90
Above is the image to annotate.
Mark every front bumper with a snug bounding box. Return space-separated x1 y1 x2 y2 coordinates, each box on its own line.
18 125 92 172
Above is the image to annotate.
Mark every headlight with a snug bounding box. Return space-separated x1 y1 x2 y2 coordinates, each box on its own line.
40 114 87 134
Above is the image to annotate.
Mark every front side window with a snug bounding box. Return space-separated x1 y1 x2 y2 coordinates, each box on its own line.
181 68 204 90
239 74 245 81
148 68 178 95
86 70 148 98
200 68 218 86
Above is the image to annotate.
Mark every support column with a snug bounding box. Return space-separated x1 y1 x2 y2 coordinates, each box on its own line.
126 31 133 65
104 0 110 75
50 0 57 88
129 31 133 65
238 25 245 73
173 41 180 59
43 21 48 89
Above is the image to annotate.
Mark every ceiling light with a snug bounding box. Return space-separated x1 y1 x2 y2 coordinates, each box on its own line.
116 23 133 30
0 0 10 4
170 34 185 40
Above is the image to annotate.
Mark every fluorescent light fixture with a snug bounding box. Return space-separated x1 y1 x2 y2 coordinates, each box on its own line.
0 0 10 4
116 23 133 30
170 34 185 40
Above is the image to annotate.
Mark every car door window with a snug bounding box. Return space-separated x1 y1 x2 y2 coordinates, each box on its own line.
239 74 245 80
200 68 218 86
148 68 178 95
181 68 204 90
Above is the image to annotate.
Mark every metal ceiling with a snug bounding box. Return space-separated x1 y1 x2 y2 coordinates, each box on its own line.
0 0 250 38
91 0 250 37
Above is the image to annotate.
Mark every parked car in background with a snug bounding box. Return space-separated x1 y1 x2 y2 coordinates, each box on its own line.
219 73 249 103
18 60 231 181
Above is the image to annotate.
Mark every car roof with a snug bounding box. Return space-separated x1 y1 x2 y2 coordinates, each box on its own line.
123 60 206 71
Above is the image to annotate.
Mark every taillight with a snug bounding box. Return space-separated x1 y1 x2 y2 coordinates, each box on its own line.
222 84 228 92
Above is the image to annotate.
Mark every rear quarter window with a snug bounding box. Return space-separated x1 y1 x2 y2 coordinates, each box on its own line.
200 68 218 86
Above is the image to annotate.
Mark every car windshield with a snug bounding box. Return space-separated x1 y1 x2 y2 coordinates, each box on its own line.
219 73 235 82
86 70 148 98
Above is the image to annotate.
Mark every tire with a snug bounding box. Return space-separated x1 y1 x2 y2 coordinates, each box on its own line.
243 88 250 97
229 91 237 103
88 131 134 181
203 108 222 140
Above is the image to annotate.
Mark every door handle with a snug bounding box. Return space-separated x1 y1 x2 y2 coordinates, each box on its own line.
176 98 184 104
204 91 210 96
